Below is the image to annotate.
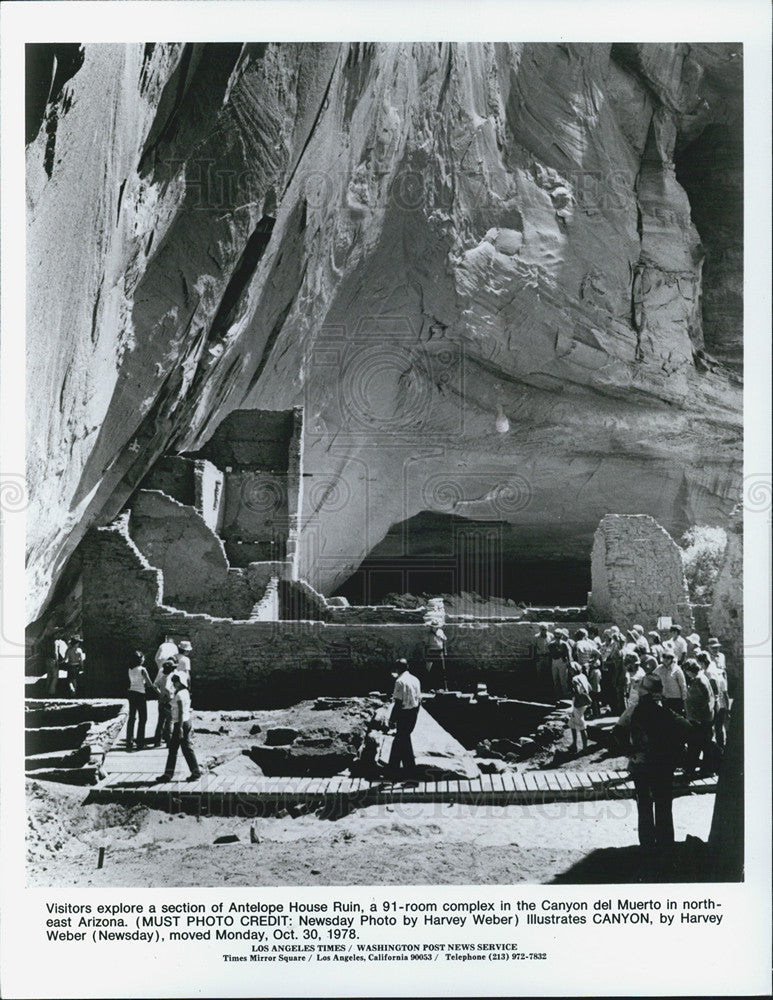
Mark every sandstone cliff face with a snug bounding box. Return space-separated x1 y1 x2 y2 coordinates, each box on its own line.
26 42 743 621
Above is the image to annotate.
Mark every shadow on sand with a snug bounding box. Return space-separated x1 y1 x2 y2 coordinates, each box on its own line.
549 835 735 884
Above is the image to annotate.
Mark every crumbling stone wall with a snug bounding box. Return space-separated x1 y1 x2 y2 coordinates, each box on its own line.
81 515 163 694
129 490 253 619
139 612 584 706
80 510 604 703
250 577 280 621
589 513 693 630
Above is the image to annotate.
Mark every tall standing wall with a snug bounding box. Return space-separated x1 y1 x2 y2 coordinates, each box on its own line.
588 513 693 630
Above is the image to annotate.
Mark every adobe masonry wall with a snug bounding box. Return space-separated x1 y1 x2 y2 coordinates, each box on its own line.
82 508 611 706
250 577 280 621
129 490 253 619
589 514 694 630
145 611 581 707
221 469 290 565
81 515 163 696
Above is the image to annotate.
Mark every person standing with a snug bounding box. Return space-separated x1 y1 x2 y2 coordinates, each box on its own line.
175 640 193 690
667 625 688 664
549 629 573 701
602 628 626 716
706 638 730 750
46 630 68 696
683 659 715 776
533 623 553 697
65 635 86 696
648 631 666 663
699 649 729 752
157 674 202 782
707 637 727 673
631 625 650 658
152 659 176 747
686 632 702 658
573 628 598 674
126 651 153 751
424 624 448 689
568 662 592 753
655 650 687 715
154 635 178 672
386 659 422 782
624 674 693 853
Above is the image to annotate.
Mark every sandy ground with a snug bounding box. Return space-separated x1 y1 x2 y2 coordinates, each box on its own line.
27 778 716 888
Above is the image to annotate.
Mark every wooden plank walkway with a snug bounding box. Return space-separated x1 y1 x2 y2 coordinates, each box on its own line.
90 762 717 811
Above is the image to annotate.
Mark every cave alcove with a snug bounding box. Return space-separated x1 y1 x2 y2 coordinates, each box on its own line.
333 511 591 607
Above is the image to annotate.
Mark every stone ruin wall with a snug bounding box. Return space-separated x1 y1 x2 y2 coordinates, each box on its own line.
128 490 253 620
589 513 694 631
80 518 605 705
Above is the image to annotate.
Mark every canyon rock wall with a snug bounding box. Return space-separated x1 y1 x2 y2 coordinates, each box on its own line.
27 42 743 622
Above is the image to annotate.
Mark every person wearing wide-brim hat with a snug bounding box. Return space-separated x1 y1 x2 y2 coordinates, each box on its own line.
156 674 201 783
706 637 727 674
64 634 86 697
622 673 694 853
175 639 193 691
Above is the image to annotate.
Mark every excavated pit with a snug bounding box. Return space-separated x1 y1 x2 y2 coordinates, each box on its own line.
421 692 554 753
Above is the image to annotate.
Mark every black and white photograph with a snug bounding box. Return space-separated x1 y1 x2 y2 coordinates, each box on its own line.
1 1 771 997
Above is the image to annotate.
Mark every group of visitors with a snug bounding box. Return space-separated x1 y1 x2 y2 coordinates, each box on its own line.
535 619 732 854
124 637 201 783
535 622 729 760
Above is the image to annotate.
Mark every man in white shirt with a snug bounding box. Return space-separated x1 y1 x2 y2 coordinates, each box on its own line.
156 675 201 782
667 625 688 664
387 659 421 781
154 636 178 672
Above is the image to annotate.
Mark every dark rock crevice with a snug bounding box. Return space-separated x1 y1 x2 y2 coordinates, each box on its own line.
675 124 743 370
25 42 84 146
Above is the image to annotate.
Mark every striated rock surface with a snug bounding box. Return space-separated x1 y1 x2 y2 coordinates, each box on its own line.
27 42 743 622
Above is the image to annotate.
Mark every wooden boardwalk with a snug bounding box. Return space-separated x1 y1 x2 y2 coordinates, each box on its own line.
90 744 717 812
